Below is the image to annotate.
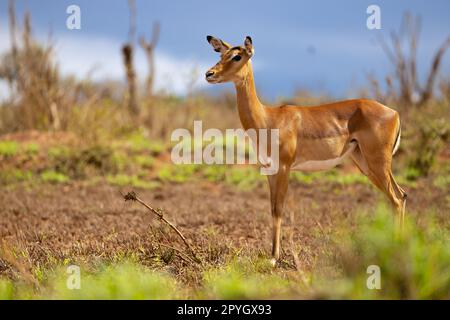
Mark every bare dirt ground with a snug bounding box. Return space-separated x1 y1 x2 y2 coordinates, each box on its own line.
1 178 448 279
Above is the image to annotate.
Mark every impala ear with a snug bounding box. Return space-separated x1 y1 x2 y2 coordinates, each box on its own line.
244 36 254 56
206 35 231 54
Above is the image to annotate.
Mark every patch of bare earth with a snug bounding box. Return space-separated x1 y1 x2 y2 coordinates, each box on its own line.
0 179 448 280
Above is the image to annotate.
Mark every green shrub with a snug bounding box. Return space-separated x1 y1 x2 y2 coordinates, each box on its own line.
201 165 227 182
203 258 290 299
23 142 39 155
225 167 264 190
0 169 32 184
40 170 69 183
133 155 154 169
433 174 450 190
0 279 14 300
107 174 159 189
406 113 448 178
201 165 265 190
157 164 198 183
0 141 18 157
125 132 165 155
50 145 118 179
291 170 369 186
48 263 180 299
0 263 181 300
319 204 450 299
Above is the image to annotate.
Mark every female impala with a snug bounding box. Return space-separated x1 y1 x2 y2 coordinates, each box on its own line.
205 35 407 265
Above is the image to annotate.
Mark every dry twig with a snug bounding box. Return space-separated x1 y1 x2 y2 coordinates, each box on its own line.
123 191 202 264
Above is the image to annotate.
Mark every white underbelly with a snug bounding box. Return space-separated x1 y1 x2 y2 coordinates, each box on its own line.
291 141 356 172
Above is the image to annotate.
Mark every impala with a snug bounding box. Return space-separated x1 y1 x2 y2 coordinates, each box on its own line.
205 35 407 265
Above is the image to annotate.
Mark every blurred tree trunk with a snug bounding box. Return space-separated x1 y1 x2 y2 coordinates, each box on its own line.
122 0 140 116
122 44 139 116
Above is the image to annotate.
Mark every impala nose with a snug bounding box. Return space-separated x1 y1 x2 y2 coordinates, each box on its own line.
205 71 215 78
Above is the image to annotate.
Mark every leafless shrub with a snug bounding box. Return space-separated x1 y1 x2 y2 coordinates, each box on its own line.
139 22 160 99
0 4 63 130
373 13 450 109
124 191 201 264
0 1 106 133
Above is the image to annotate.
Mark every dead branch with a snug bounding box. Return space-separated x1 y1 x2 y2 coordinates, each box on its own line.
418 36 450 107
377 13 450 109
127 0 137 44
139 22 160 98
8 0 18 66
123 191 202 264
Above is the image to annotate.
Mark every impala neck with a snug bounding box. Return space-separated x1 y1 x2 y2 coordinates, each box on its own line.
234 62 266 130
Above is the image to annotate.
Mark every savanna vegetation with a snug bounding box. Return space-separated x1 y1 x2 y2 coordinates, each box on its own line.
0 2 449 299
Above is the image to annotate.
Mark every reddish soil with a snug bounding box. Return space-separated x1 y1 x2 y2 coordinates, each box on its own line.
0 179 447 278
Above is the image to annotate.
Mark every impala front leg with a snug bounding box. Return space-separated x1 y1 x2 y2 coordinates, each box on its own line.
268 165 290 266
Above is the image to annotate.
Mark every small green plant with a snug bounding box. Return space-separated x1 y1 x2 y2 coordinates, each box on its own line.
291 170 371 186
201 165 227 182
157 164 198 183
0 169 32 184
125 132 165 155
433 174 450 190
107 174 159 189
133 155 155 169
40 170 69 183
404 166 421 181
225 166 264 190
290 172 317 185
48 146 71 159
23 142 39 155
0 141 18 157
202 258 291 299
51 263 180 299
329 172 369 185
50 145 119 179
0 263 181 300
0 280 14 300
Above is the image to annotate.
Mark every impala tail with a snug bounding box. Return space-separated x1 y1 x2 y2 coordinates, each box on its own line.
392 117 401 156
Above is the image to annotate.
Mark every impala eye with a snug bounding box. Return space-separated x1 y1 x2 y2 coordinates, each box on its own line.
232 55 241 61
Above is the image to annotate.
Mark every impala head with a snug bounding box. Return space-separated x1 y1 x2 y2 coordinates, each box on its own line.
205 35 254 84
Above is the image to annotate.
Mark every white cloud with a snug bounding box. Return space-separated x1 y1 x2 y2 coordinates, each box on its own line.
0 25 209 97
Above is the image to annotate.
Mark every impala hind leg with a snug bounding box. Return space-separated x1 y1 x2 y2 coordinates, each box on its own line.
352 146 407 227
267 165 290 266
351 144 369 175
366 160 407 228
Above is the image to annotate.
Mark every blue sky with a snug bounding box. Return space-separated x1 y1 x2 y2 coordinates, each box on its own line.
0 0 449 99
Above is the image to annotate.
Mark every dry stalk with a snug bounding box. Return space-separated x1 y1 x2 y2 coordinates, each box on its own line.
287 209 309 287
287 209 301 271
123 191 202 264
0 240 38 286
